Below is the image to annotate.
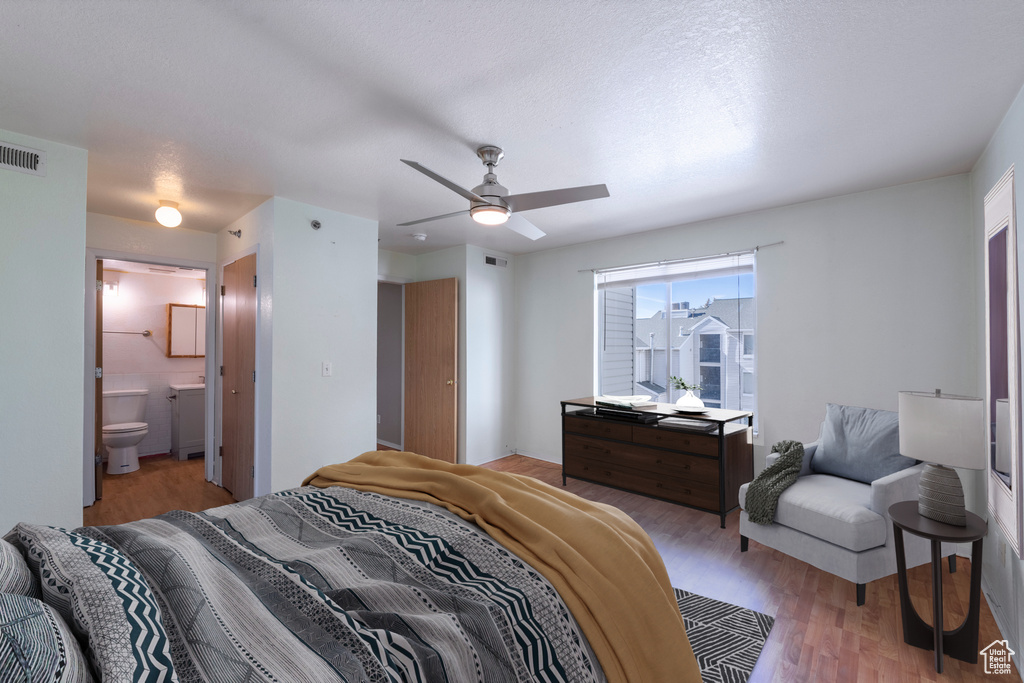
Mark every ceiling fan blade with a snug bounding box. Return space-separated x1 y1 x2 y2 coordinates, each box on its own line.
506 183 609 212
397 209 470 227
401 159 486 203
505 213 546 240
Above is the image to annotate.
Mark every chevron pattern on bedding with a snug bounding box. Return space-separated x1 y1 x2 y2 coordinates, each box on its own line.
71 485 607 683
11 524 176 683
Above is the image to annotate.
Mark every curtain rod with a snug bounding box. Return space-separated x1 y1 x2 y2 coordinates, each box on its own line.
578 240 784 274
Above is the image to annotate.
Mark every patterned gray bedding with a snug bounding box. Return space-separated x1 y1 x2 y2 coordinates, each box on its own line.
3 485 607 683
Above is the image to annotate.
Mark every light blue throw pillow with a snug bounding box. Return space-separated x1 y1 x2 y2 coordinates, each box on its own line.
810 404 916 484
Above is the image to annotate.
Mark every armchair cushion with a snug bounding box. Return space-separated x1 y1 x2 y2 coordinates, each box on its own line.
741 474 887 552
811 404 916 484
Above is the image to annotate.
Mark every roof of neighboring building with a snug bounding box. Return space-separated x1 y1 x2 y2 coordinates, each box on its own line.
634 298 754 350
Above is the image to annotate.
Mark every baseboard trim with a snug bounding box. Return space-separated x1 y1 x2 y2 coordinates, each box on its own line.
982 574 1019 673
509 449 560 465
376 439 402 451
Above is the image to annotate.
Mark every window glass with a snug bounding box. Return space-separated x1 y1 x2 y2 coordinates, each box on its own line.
595 253 756 424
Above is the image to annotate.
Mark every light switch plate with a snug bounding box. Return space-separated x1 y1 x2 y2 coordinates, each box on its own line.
322 362 332 377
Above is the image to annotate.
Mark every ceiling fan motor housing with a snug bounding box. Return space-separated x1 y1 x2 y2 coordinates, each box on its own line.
472 174 509 209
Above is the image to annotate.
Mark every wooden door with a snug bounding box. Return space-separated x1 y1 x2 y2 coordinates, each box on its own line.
222 253 257 500
404 278 458 462
95 260 104 500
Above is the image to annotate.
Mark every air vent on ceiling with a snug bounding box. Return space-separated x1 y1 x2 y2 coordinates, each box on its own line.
484 255 508 268
0 141 46 177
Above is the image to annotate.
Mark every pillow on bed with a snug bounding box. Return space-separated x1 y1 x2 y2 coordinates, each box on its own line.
0 537 39 598
10 524 175 683
0 592 93 682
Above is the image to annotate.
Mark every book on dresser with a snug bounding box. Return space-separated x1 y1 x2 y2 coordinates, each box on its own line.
560 397 754 529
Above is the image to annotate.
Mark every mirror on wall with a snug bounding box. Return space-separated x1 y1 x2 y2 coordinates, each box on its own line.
167 303 206 358
985 165 1023 557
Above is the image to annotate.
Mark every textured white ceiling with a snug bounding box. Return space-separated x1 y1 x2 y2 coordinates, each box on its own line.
2 1 1023 255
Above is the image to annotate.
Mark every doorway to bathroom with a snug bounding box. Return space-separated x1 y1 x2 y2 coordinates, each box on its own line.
84 253 223 517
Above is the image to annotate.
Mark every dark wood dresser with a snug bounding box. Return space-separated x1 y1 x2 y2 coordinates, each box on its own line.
561 397 754 527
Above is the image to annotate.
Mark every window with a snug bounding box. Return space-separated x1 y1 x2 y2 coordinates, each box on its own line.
596 252 756 419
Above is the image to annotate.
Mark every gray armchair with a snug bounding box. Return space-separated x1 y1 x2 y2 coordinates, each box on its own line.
738 404 955 606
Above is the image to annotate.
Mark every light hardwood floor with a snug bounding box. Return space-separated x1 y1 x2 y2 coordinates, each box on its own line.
481 454 1018 683
83 455 235 527
82 450 1017 682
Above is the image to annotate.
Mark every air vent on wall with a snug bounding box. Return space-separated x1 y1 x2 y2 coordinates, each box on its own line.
0 141 46 177
484 254 508 268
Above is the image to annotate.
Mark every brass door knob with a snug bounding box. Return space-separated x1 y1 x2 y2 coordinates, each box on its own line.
446 380 454 385
231 389 238 394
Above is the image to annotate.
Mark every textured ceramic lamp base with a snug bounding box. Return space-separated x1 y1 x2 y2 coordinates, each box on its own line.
918 463 967 526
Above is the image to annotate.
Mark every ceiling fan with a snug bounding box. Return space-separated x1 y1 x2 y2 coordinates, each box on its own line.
398 145 609 240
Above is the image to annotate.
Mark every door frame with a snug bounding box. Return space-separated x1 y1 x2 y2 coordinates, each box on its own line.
377 275 411 450
83 248 218 507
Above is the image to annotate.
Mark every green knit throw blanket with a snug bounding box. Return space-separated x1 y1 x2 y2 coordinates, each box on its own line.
745 440 804 525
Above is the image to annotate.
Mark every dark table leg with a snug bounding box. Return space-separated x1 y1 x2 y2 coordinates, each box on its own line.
930 540 944 673
943 538 983 664
894 525 937 654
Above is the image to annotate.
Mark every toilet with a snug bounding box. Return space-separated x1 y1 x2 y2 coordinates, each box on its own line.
101 389 149 474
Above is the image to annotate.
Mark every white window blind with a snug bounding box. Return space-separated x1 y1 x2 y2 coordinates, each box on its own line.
596 251 755 290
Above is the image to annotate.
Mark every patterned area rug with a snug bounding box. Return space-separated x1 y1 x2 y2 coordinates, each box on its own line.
674 588 775 683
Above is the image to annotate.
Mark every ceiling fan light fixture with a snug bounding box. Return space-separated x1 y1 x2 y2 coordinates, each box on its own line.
470 204 510 226
155 200 182 228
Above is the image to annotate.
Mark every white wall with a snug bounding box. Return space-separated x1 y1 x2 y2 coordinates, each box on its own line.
463 245 516 465
379 249 417 283
513 175 978 467
87 213 218 262
0 129 87 532
268 198 379 489
971 79 1024 666
219 197 379 493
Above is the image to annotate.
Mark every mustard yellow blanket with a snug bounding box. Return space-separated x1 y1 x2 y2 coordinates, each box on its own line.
303 451 701 683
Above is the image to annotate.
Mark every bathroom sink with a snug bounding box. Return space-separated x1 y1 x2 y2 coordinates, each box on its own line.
170 383 206 391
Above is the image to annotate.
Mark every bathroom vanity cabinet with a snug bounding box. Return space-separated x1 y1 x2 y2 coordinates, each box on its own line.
170 384 205 460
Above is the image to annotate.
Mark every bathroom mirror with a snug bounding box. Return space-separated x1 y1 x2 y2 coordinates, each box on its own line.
985 165 1023 557
167 304 206 358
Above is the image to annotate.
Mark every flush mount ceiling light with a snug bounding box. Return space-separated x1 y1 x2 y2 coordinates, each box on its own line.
470 203 511 225
155 200 182 228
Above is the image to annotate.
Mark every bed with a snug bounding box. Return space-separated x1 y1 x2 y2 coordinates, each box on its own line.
1 451 700 682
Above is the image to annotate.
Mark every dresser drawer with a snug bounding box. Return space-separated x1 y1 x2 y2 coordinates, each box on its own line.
564 434 718 486
631 426 719 456
564 455 720 511
563 415 632 441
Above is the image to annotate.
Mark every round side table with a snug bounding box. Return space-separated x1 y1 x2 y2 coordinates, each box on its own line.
888 500 987 674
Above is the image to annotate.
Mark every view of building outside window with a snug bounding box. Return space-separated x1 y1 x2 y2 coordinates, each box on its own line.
598 272 755 412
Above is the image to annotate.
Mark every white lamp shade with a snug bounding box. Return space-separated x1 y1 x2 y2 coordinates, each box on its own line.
898 391 986 469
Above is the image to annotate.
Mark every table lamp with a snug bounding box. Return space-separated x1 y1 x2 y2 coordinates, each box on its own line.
898 390 986 526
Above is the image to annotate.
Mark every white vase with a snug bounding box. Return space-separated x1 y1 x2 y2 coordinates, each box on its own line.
675 390 705 409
